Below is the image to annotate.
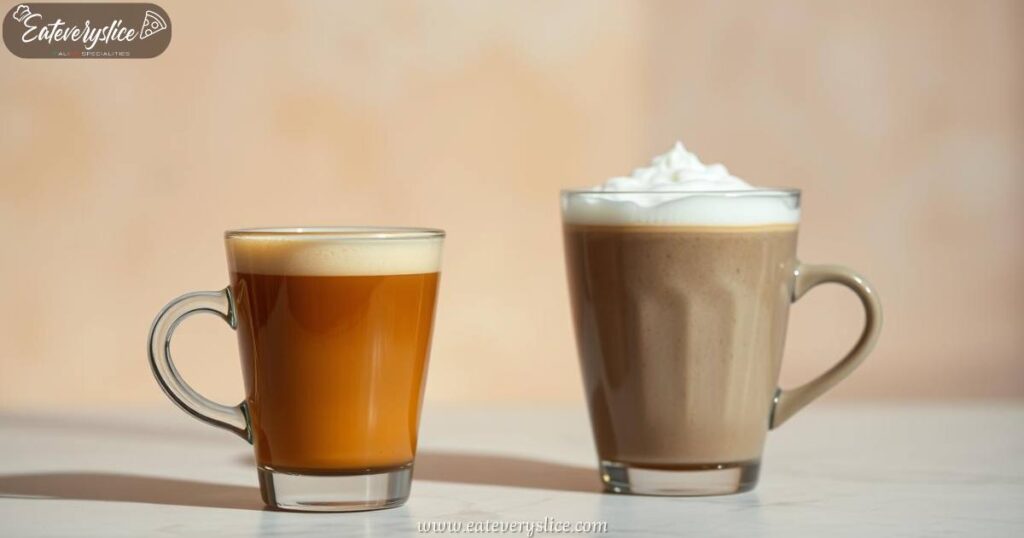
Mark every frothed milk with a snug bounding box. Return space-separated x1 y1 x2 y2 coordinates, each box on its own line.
562 142 799 226
563 143 800 492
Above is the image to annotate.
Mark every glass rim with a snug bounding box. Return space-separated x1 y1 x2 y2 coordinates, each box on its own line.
560 187 800 197
225 226 445 240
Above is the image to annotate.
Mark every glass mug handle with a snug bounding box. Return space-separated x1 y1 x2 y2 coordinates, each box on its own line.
147 287 251 442
770 264 883 429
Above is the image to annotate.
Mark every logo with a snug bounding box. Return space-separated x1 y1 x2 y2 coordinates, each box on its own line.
4 3 170 58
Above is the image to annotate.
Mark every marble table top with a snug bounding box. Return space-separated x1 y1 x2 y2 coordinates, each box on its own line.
1 403 1021 537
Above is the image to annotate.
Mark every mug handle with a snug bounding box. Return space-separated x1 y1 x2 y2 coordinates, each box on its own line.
769 264 882 429
147 287 251 442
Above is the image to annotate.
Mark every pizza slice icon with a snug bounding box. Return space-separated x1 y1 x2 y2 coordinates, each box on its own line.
139 10 167 40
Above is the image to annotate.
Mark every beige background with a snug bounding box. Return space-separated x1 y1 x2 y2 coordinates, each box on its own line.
0 1 1021 409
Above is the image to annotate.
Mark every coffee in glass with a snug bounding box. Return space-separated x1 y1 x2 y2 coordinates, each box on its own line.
149 227 443 511
562 143 881 495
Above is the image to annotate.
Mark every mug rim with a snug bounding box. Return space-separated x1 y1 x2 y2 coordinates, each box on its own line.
560 187 801 197
225 226 445 240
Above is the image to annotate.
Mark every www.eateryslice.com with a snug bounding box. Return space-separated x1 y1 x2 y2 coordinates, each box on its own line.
416 518 609 536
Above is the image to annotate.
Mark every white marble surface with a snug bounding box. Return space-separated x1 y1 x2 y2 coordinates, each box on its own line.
0 403 1021 537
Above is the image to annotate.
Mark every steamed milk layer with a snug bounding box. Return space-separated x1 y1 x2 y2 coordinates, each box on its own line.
562 142 799 227
227 230 443 276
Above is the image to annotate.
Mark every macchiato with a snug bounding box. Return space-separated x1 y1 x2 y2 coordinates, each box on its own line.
227 234 441 473
149 227 443 511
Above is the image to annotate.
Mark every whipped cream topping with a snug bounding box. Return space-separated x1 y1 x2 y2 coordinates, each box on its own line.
601 141 753 193
563 142 799 226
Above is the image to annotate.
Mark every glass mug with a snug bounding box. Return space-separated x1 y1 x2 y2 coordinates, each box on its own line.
561 189 882 495
148 227 443 511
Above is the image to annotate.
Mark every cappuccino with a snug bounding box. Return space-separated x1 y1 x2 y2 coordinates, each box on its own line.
563 143 804 494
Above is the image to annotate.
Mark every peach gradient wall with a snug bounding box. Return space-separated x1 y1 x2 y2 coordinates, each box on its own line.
0 1 1021 409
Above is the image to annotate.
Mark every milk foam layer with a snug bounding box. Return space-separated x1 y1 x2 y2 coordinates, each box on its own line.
228 231 442 276
563 142 799 226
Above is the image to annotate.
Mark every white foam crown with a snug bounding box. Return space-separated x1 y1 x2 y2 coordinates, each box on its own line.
563 142 799 226
228 234 442 276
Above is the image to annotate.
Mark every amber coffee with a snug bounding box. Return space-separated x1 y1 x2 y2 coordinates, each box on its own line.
149 227 443 512
227 233 441 473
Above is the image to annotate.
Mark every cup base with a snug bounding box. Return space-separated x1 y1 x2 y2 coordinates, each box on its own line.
257 464 412 512
600 460 760 496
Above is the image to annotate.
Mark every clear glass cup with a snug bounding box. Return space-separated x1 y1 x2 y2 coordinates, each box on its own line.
561 190 882 495
148 227 443 511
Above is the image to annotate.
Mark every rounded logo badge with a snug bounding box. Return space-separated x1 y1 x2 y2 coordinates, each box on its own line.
4 3 171 58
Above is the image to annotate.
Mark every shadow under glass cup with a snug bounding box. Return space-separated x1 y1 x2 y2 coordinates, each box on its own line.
148 227 444 511
561 190 881 495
